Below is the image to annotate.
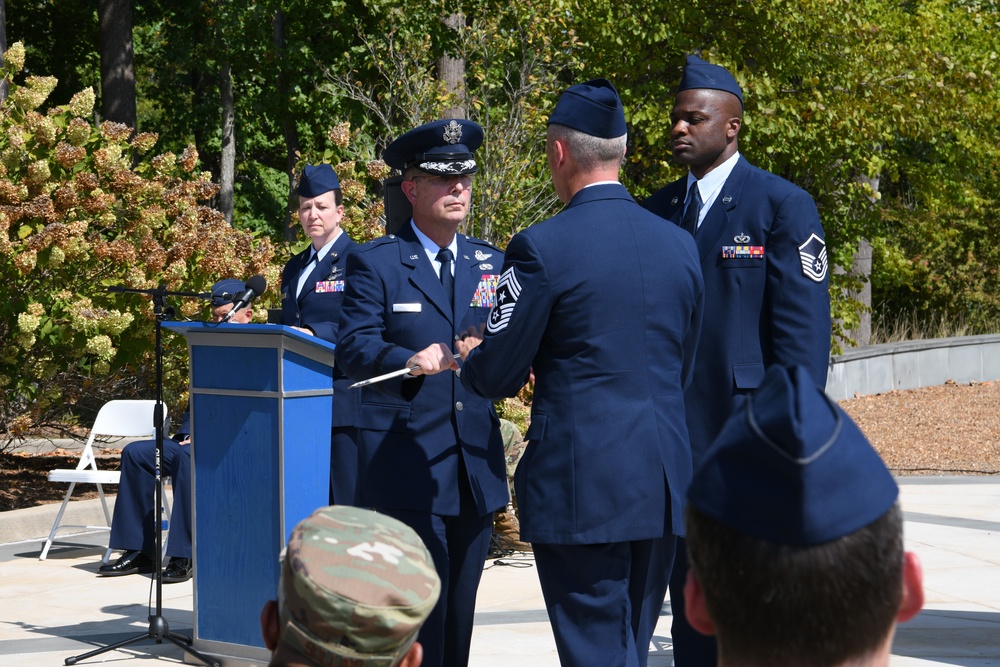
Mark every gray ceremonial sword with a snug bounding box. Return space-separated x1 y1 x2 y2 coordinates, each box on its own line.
348 365 419 389
347 354 461 389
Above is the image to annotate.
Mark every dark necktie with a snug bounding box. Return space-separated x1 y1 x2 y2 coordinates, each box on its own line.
437 248 454 308
681 180 702 237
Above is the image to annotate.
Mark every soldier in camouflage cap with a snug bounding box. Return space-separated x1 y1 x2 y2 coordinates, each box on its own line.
260 505 441 667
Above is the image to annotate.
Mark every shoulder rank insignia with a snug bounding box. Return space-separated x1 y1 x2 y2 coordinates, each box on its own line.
486 267 521 333
798 233 828 283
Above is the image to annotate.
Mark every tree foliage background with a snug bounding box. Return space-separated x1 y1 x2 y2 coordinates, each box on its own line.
1 0 998 437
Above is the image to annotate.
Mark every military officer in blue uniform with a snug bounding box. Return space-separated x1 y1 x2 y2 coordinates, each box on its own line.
455 80 704 667
280 164 360 505
100 280 253 582
643 55 832 666
334 119 508 667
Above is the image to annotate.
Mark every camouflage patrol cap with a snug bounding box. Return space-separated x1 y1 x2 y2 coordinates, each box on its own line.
278 506 441 666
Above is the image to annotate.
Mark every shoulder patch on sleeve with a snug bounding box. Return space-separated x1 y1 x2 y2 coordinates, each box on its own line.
798 233 828 283
486 266 522 334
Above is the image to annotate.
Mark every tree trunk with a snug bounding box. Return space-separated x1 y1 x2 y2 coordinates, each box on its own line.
849 238 872 345
219 61 235 225
438 13 466 119
0 0 8 102
97 0 137 129
274 9 300 242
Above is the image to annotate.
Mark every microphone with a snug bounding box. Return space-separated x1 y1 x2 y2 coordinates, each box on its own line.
221 274 266 323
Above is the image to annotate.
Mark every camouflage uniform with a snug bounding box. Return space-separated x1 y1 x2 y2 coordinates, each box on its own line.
495 419 531 553
278 505 441 666
499 418 526 500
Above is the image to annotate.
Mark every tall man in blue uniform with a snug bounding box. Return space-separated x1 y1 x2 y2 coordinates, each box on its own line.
334 119 508 667
455 80 704 667
280 164 359 505
100 280 253 582
644 55 832 666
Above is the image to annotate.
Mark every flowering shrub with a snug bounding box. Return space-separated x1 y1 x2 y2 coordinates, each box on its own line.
293 121 387 245
0 43 278 444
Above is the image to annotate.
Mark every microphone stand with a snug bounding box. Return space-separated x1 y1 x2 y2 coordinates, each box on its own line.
66 284 219 667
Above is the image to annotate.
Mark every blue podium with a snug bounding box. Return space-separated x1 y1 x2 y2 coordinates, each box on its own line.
163 322 336 665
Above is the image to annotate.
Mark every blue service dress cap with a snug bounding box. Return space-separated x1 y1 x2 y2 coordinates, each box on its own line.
687 364 898 546
547 78 627 139
678 54 744 107
210 278 246 306
383 119 483 176
298 164 341 198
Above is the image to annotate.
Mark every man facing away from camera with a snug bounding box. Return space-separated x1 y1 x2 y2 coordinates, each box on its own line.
260 505 440 667
684 364 923 667
453 79 703 667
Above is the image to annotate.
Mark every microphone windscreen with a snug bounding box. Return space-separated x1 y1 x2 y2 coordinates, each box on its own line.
246 274 267 295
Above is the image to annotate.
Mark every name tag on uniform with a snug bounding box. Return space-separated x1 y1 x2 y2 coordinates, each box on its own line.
392 303 422 313
315 280 344 293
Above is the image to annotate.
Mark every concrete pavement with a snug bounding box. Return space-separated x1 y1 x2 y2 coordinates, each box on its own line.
1 476 998 666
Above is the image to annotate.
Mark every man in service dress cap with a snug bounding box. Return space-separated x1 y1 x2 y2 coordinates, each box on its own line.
643 54 832 666
451 79 703 667
335 119 508 667
684 364 923 667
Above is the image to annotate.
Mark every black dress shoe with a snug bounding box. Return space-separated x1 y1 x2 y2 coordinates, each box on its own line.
162 557 193 583
99 550 155 576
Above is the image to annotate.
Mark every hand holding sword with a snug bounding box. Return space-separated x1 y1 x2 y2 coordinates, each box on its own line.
348 325 485 389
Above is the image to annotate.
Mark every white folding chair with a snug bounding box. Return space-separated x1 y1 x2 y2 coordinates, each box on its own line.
39 399 167 561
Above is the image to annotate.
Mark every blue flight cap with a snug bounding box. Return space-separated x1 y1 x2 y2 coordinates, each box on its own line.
547 78 627 139
678 54 744 107
210 278 246 307
298 164 341 198
383 119 483 176
688 364 898 546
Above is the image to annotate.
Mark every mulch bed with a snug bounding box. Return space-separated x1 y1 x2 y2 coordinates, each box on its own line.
0 451 115 512
3 380 999 513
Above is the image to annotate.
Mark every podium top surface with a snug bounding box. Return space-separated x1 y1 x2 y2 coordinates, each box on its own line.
162 321 336 359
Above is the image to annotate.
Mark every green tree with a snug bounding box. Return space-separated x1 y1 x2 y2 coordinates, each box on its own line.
566 0 1000 346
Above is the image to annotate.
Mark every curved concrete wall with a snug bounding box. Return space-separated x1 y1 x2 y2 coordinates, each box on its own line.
826 334 1000 401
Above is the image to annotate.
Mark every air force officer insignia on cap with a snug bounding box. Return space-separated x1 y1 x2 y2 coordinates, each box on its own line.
798 233 828 283
486 266 521 334
443 120 463 144
383 118 483 176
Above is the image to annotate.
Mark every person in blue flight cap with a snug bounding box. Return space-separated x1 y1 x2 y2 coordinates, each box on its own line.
684 364 924 667
280 163 360 506
643 53 832 667
334 118 508 667
100 279 253 582
449 78 703 667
